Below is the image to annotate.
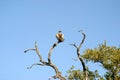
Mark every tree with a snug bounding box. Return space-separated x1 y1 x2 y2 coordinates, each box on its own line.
24 30 120 80
24 30 87 80
66 41 120 80
24 31 66 80
83 41 120 80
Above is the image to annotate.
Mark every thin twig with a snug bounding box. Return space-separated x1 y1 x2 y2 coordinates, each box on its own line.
27 63 43 69
78 30 86 49
24 48 35 53
69 43 78 49
34 42 43 62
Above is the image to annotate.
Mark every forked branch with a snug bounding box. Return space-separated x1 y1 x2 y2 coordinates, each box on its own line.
70 30 88 80
24 31 66 80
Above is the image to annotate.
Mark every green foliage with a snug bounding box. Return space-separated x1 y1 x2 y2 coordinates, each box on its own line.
67 41 120 80
66 66 104 80
83 41 120 80
66 66 84 80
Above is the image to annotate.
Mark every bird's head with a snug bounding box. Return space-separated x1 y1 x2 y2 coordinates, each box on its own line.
58 31 62 33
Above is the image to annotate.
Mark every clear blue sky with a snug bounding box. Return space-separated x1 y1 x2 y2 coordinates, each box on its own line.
0 0 120 80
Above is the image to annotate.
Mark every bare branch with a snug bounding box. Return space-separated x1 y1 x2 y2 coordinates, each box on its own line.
34 42 43 62
48 63 66 80
78 30 86 49
27 63 43 69
72 58 78 61
48 41 59 63
47 40 66 80
24 48 35 53
71 31 88 80
25 31 66 80
69 43 78 49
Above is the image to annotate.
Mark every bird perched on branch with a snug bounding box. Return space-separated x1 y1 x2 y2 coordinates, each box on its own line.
56 31 64 42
